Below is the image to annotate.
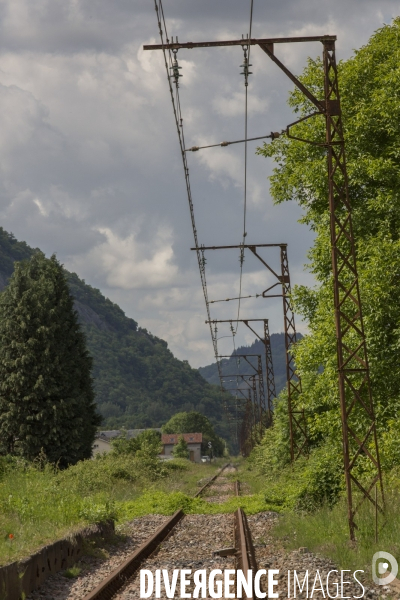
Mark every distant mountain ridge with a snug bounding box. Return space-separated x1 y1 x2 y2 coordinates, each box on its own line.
0 228 232 440
198 332 303 397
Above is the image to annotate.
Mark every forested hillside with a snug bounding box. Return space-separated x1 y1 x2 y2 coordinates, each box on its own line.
0 228 232 439
199 333 302 395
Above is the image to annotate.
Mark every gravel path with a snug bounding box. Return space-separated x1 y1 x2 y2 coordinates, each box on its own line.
113 513 235 599
26 515 168 600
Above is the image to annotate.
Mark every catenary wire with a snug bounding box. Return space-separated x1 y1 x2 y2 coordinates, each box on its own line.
233 0 255 336
154 0 236 426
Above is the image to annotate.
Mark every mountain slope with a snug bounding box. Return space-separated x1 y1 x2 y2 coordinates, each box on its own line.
198 332 303 397
0 228 232 439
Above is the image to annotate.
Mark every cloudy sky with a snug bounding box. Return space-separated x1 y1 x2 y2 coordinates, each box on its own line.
0 0 398 367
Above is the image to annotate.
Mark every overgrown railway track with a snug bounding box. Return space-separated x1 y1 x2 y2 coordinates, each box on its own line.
25 463 259 600
30 463 255 600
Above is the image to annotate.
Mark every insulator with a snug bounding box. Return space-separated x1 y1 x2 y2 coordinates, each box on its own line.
170 50 183 87
240 47 252 86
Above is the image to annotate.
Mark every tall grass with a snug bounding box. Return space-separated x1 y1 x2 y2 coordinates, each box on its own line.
272 483 400 578
0 454 138 565
0 455 275 566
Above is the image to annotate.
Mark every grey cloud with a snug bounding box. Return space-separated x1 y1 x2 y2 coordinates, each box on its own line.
0 0 397 366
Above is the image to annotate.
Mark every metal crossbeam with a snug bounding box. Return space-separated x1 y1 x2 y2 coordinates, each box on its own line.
143 35 336 51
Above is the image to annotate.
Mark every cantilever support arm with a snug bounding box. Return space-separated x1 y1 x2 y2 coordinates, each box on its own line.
258 43 324 112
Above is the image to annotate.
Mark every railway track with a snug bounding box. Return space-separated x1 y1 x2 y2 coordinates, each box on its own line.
27 463 258 600
81 462 257 600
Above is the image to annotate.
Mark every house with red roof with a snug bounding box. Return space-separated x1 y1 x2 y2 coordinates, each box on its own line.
161 433 203 462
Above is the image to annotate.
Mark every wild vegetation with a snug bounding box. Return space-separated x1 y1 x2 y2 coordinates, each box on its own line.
0 227 233 442
0 449 271 567
2 18 400 583
0 253 100 466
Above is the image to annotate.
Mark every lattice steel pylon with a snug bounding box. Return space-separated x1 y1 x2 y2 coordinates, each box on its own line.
279 246 307 461
322 39 384 539
239 390 253 456
263 320 276 425
214 319 277 431
257 355 266 437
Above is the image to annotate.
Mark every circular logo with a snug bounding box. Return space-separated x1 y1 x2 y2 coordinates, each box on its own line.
372 551 399 585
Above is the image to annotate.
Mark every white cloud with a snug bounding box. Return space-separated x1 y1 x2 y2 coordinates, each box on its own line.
212 91 268 117
69 226 179 290
0 0 392 367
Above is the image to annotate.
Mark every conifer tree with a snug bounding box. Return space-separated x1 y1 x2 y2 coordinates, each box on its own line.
0 252 101 466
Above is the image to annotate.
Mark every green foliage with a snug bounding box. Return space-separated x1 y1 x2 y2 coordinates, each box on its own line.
172 436 189 459
162 411 225 456
0 227 232 445
0 449 176 565
273 482 400 577
251 432 343 511
111 430 161 457
254 19 400 489
0 252 101 466
0 451 275 567
63 566 81 579
85 324 233 442
117 489 278 521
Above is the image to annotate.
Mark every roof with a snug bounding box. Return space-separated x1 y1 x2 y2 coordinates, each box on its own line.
94 437 111 445
162 433 203 444
98 428 162 440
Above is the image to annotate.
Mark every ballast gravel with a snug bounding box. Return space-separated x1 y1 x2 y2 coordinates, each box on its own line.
26 515 169 600
202 465 236 504
113 513 235 600
203 479 233 503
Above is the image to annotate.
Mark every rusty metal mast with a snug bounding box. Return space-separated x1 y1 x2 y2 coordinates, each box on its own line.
201 244 306 459
224 381 259 454
213 319 276 427
322 39 384 538
145 31 384 539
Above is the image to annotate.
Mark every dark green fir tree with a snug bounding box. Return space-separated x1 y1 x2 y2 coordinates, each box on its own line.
0 252 101 466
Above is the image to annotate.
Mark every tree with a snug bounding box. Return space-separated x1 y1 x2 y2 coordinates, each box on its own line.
0 252 101 466
172 435 189 459
256 19 400 472
162 411 225 456
111 429 161 456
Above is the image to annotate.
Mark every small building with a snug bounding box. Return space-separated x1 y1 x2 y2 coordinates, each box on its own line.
161 433 203 463
92 428 162 456
92 437 112 456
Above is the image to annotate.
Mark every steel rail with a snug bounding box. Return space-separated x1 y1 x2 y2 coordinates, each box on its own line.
80 467 260 600
81 510 184 600
193 462 230 497
234 479 241 496
234 508 259 599
81 463 230 600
